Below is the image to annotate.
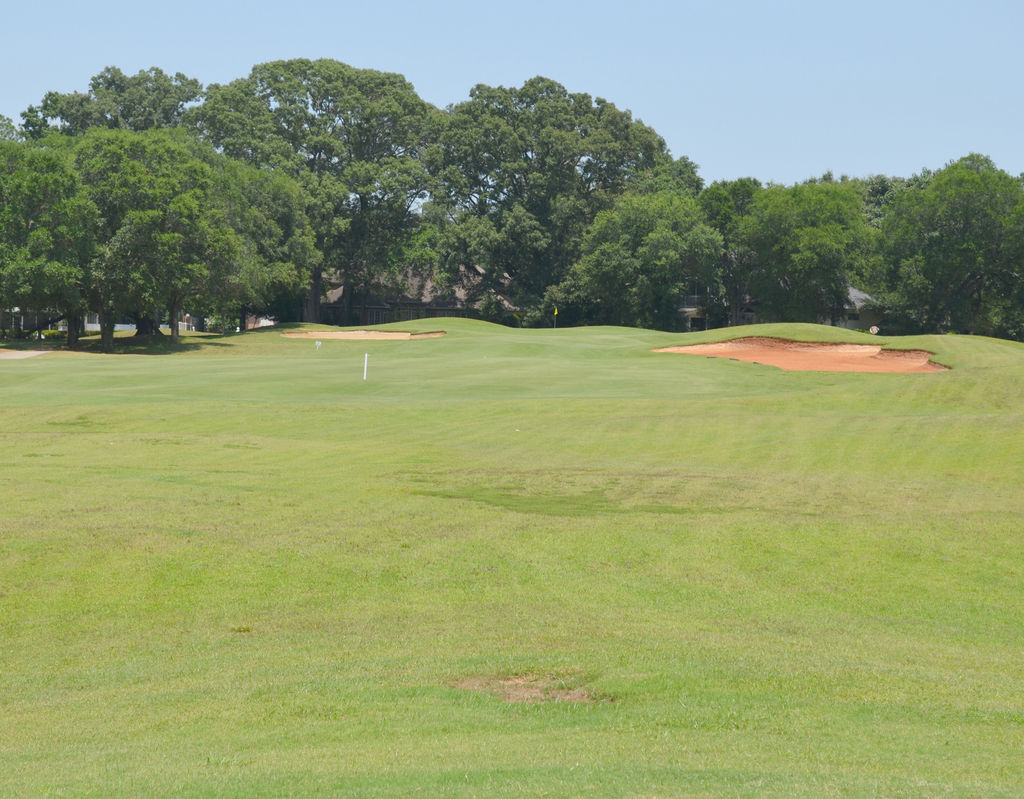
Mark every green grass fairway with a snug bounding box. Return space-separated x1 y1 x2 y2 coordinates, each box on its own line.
2 320 1023 797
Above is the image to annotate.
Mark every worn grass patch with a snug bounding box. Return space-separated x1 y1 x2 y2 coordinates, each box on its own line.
453 671 604 704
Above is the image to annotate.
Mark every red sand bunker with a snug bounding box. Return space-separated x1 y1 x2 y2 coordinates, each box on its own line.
654 337 945 373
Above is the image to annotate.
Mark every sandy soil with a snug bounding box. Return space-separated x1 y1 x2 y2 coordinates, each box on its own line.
281 330 446 340
0 349 51 359
654 337 946 373
452 675 595 703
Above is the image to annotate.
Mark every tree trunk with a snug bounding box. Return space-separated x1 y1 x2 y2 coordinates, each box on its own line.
135 314 159 336
728 287 741 326
99 311 115 353
168 302 180 344
239 305 248 333
66 313 81 347
341 283 353 326
969 281 983 336
303 266 322 323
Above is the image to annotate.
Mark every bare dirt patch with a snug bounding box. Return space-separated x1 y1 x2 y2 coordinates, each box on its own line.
654 337 946 373
453 674 598 703
281 330 445 340
0 349 51 359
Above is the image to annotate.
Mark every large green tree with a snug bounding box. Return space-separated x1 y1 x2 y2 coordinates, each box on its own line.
698 177 762 325
73 128 240 349
434 77 669 320
197 153 320 330
0 115 18 141
878 154 1024 336
193 58 436 324
739 178 875 323
630 156 704 198
548 191 721 330
21 66 202 139
0 139 96 342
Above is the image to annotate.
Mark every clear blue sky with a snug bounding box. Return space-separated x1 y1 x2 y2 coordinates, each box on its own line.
2 0 1021 185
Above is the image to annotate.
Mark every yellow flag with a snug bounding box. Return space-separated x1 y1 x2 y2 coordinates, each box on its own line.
554 307 558 316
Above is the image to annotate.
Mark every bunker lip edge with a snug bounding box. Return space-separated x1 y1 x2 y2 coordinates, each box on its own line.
653 337 947 373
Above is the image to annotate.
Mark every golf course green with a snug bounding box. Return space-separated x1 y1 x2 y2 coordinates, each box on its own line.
2 319 1022 797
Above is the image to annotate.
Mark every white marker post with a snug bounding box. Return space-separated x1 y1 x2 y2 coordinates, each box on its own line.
363 353 368 381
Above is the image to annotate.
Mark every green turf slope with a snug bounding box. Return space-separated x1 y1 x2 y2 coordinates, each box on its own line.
1 321 1022 797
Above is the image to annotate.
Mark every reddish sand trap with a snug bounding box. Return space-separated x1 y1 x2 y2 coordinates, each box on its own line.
281 330 445 340
654 337 946 373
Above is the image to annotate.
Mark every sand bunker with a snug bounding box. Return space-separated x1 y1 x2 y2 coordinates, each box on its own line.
654 337 945 373
281 330 445 340
0 349 51 359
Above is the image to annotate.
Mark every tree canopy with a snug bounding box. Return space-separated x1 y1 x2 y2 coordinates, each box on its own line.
0 140 95 340
433 76 668 320
698 177 762 326
549 191 721 329
739 179 875 323
194 58 436 323
5 61 1024 344
876 155 1024 336
71 128 243 349
22 67 202 139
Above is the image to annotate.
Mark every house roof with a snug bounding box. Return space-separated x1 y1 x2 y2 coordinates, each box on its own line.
325 265 517 313
847 287 875 310
326 273 468 310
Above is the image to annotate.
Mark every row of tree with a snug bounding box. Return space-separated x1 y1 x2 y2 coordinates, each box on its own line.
3 61 1024 349
0 127 315 349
